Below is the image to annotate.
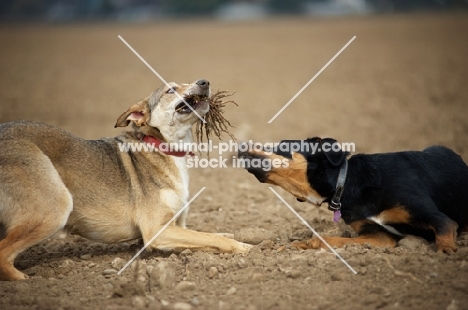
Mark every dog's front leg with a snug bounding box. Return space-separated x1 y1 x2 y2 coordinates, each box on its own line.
291 232 398 250
140 224 252 254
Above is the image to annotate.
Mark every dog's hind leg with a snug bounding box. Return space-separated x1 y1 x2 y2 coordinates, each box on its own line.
0 143 73 281
0 223 63 281
407 199 459 254
430 217 458 254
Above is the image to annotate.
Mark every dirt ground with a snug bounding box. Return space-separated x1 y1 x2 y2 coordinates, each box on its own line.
1 12 468 310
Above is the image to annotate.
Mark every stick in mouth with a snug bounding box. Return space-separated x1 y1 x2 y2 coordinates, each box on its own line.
191 90 238 143
175 95 208 114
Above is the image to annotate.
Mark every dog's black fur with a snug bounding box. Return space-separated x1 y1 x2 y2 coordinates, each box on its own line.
240 137 468 253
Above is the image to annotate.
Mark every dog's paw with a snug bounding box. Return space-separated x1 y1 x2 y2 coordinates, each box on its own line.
215 232 235 239
291 238 322 250
435 235 458 254
235 242 253 254
437 244 457 254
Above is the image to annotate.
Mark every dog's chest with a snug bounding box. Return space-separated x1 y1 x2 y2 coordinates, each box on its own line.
173 156 190 203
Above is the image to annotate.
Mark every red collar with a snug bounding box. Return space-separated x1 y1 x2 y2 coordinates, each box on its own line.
142 135 194 157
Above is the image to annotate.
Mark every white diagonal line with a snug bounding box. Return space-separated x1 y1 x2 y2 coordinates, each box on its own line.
269 187 357 275
118 35 206 123
117 187 206 275
268 36 356 123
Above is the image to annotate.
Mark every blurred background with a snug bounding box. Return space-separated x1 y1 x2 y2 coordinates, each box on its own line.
1 0 467 21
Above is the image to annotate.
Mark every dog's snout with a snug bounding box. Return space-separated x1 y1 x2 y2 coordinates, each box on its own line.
238 142 249 157
196 79 210 89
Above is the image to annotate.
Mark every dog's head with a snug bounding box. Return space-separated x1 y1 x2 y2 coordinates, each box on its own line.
115 79 210 142
238 137 349 205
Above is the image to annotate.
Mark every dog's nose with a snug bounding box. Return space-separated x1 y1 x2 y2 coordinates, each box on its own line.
237 142 249 157
196 79 210 89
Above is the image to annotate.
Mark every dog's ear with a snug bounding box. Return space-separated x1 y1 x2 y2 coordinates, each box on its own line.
321 138 348 166
307 137 322 144
114 98 150 128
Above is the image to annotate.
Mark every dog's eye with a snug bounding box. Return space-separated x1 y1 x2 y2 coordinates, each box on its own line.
166 88 176 94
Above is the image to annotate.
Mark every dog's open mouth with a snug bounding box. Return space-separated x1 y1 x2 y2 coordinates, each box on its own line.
175 95 208 114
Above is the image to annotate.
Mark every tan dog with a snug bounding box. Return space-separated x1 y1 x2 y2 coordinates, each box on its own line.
0 79 251 281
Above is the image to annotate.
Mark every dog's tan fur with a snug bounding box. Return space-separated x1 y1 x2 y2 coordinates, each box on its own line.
0 79 251 281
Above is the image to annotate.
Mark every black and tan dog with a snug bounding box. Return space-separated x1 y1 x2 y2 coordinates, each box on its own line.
0 79 251 281
239 137 468 253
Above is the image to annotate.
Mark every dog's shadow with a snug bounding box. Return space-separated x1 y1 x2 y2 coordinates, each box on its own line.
12 231 172 273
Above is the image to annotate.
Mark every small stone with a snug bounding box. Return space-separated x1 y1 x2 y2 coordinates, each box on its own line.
111 257 126 270
148 262 175 289
180 249 193 256
226 287 237 295
190 297 200 306
102 269 117 276
288 270 302 279
238 258 248 268
80 254 92 260
175 281 197 292
260 239 274 250
208 267 218 278
87 262 95 268
235 228 276 245
306 256 316 266
203 257 215 271
59 259 74 268
160 299 170 307
174 302 192 310
132 296 147 308
428 272 438 278
146 295 156 303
